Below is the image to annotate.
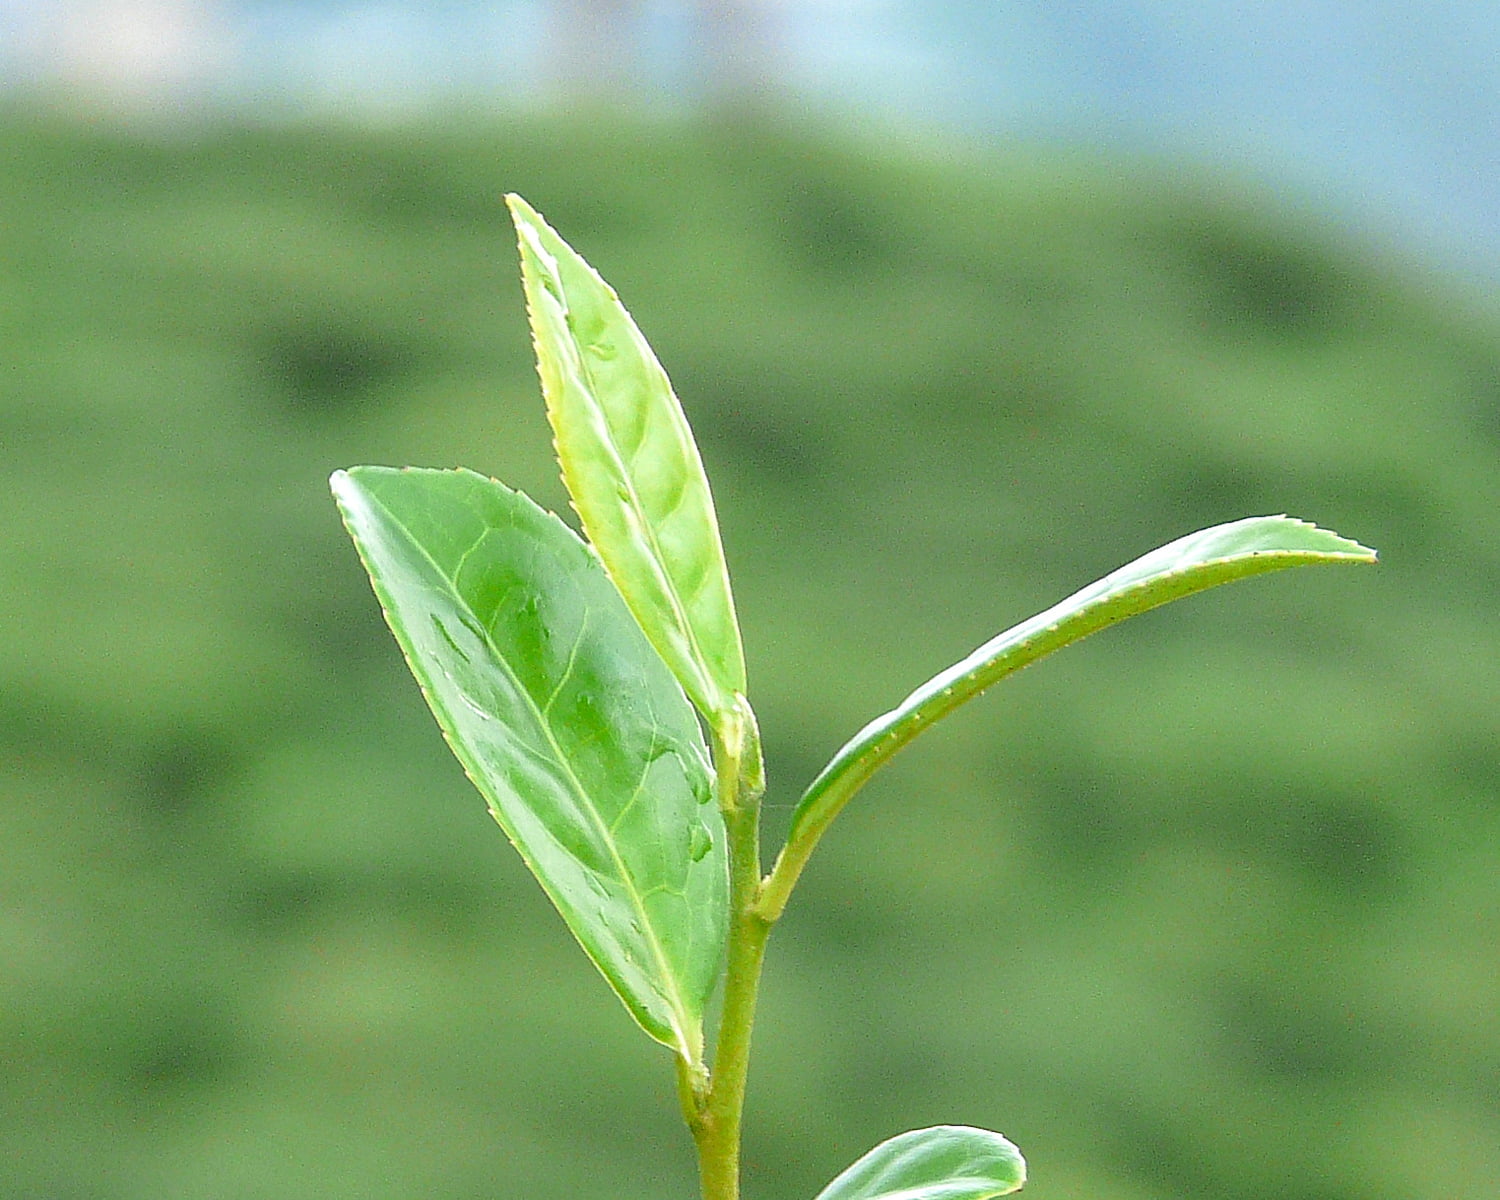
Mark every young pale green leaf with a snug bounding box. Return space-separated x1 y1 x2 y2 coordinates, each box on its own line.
506 194 748 729
814 1126 1026 1200
331 466 727 1064
763 515 1376 918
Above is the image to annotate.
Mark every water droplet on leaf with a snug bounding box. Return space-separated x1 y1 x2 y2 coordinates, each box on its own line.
431 615 471 662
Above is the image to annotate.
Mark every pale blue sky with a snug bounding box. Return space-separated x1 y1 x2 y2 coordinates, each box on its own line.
4 1 1496 281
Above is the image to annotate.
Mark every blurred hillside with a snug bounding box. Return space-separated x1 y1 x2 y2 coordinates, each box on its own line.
1 110 1497 1200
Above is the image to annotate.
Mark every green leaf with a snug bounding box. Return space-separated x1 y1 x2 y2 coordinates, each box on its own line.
506 193 748 729
763 516 1376 918
814 1126 1026 1200
330 466 727 1064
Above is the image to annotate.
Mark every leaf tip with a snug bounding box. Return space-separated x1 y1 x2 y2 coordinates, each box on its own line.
505 192 550 252
1309 520 1380 563
1258 515 1379 563
503 191 533 222
329 468 364 517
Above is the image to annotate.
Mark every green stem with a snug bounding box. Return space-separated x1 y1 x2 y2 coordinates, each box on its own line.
689 711 775 1200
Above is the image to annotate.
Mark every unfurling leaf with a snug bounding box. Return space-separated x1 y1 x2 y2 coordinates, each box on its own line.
507 194 749 733
331 466 727 1064
814 1125 1026 1200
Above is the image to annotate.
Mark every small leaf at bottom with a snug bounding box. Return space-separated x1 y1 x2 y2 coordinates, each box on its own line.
814 1126 1026 1200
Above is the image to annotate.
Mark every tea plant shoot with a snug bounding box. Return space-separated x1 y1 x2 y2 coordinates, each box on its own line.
331 195 1376 1200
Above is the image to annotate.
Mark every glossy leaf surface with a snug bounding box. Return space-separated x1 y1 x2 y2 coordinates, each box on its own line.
507 194 747 725
331 466 727 1063
814 1126 1026 1200
766 516 1376 916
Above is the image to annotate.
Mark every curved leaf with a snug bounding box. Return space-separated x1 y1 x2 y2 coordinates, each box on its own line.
763 516 1376 917
507 194 748 727
331 466 727 1064
815 1126 1025 1200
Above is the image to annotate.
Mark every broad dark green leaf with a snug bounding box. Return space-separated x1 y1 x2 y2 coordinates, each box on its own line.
814 1126 1026 1200
331 466 727 1063
764 516 1376 917
507 194 747 727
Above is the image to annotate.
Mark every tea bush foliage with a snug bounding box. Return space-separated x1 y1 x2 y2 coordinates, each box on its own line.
2 109 1496 1200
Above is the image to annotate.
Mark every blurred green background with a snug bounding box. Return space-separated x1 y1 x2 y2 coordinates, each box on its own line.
2 108 1497 1200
